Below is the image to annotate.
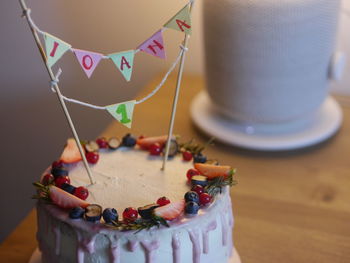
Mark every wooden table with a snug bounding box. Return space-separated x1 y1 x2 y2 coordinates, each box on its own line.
1 74 349 263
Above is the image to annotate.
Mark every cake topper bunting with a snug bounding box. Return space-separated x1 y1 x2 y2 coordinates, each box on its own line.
19 0 195 175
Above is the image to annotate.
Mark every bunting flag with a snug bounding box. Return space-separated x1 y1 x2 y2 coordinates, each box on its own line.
164 5 192 35
138 30 166 59
44 33 72 68
106 100 136 128
73 49 103 78
108 50 135 82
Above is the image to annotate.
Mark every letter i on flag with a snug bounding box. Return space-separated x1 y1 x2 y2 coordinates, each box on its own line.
73 49 103 78
138 30 166 59
164 4 192 35
106 100 136 128
108 50 135 82
44 33 72 68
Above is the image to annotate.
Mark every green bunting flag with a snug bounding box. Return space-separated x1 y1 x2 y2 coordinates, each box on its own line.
44 33 72 68
164 5 192 35
106 100 136 128
108 50 135 82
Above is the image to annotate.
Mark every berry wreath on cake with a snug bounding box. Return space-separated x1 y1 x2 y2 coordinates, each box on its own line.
33 134 237 263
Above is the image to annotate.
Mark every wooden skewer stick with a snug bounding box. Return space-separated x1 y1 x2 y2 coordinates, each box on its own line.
162 1 195 170
18 0 95 185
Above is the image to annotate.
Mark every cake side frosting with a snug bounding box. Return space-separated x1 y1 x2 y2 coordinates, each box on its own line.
37 188 234 263
34 135 237 263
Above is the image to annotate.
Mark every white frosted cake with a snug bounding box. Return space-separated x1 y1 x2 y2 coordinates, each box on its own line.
34 135 237 263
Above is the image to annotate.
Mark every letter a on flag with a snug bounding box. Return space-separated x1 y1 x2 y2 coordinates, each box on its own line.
108 50 135 82
73 49 103 78
164 5 192 35
138 30 166 59
106 100 136 128
44 33 72 68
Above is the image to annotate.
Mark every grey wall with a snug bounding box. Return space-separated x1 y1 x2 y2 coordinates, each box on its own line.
0 0 203 242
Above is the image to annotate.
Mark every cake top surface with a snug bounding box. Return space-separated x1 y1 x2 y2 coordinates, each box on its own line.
69 147 192 210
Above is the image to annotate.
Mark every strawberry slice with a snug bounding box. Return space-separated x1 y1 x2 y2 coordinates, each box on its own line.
194 163 234 180
49 185 89 209
136 135 170 150
60 138 83 164
154 199 185 221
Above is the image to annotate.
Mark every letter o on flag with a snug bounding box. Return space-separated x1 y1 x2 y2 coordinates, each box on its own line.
82 55 93 70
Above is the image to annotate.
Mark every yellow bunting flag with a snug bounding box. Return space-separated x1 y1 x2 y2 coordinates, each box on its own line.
164 5 192 35
106 100 136 128
44 33 72 68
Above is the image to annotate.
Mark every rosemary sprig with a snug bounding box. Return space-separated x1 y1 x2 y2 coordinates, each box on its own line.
32 182 51 201
179 137 215 155
205 169 237 196
106 215 169 233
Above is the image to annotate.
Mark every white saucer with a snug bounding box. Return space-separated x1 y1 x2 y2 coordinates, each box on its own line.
190 91 343 151
29 247 241 263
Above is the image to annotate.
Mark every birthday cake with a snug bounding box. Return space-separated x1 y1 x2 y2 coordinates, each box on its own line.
34 134 237 263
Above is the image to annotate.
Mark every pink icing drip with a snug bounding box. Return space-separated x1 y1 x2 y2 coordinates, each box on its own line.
127 240 139 252
77 247 85 263
172 233 181 263
202 220 217 254
188 229 201 263
141 240 160 263
220 214 228 246
53 226 61 255
110 243 120 263
75 231 97 263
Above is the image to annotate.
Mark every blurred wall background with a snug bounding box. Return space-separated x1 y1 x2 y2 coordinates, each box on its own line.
0 0 348 242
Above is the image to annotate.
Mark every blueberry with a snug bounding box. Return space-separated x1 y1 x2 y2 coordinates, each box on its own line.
51 167 69 178
185 201 200 215
102 208 118 223
122 134 136 147
184 191 199 204
193 154 207 164
61 183 76 194
69 207 85 219
85 204 102 222
191 175 208 187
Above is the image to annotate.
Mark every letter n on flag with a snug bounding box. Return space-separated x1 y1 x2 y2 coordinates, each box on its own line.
44 33 72 68
164 5 192 35
108 50 135 82
106 100 136 129
73 49 103 78
138 30 166 59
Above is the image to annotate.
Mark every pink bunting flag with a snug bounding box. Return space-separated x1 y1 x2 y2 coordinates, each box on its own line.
73 49 103 78
138 30 166 59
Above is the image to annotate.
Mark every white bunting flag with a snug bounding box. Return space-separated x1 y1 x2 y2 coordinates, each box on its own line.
108 50 135 82
106 100 136 128
44 33 72 68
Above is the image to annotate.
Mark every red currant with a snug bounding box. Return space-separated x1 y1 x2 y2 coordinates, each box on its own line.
74 186 89 200
55 176 70 188
157 196 171 206
41 174 54 186
191 185 205 195
199 193 212 206
186 169 200 181
123 207 138 222
52 160 63 169
96 137 108 149
149 143 162 156
182 151 193 161
86 151 99 164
